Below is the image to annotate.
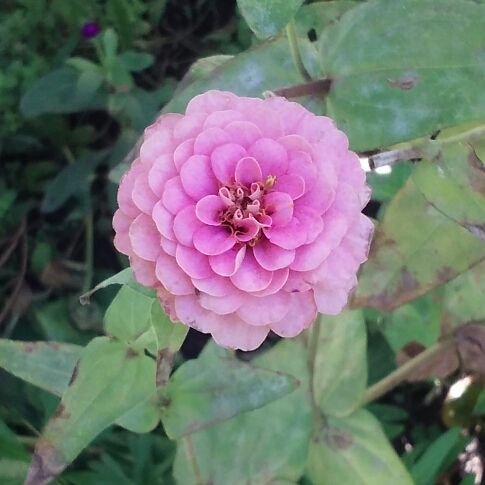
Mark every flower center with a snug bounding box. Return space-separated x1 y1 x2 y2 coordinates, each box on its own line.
218 175 276 246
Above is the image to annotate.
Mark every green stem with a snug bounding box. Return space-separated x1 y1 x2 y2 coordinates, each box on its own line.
183 435 204 485
439 123 485 146
82 211 94 294
285 21 312 83
308 314 323 404
361 334 455 406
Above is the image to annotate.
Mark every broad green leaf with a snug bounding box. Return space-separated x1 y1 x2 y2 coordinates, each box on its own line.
115 394 160 433
313 311 367 416
23 337 156 485
294 1 358 40
442 260 485 328
0 420 30 461
118 51 154 72
0 340 82 397
237 0 304 39
352 178 485 311
20 68 105 117
0 459 30 485
173 340 312 485
160 355 299 439
413 143 485 239
104 285 154 343
320 0 485 151
384 291 442 353
101 28 119 61
163 36 324 116
410 428 463 485
307 409 414 485
79 268 136 304
366 163 413 202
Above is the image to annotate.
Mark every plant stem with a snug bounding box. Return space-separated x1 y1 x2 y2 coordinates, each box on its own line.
308 314 322 404
82 211 94 294
183 435 204 485
361 334 455 406
285 21 312 83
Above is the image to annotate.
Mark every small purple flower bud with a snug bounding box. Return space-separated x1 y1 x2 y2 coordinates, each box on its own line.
82 22 100 39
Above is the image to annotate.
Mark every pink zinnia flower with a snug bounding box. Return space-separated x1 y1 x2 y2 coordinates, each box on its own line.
113 90 373 350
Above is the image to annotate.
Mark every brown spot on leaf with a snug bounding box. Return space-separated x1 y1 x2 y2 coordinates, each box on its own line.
387 75 419 90
455 322 485 374
125 348 138 359
52 403 71 419
68 363 79 386
156 348 176 388
463 223 485 242
324 426 353 450
23 441 67 485
21 342 38 353
467 147 485 194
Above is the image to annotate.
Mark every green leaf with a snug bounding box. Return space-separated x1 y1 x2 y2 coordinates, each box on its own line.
352 178 485 311
0 340 82 397
410 428 463 485
307 409 414 485
23 337 156 485
20 68 104 117
173 339 312 485
102 28 119 61
320 0 485 151
366 163 413 202
118 51 154 72
236 0 304 39
163 36 324 116
313 311 367 417
294 1 358 40
160 355 299 439
413 143 485 239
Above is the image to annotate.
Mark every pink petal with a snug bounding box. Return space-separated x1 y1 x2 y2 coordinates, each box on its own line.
173 138 195 171
144 113 182 139
180 154 219 200
251 268 289 297
225 121 262 148
236 292 290 326
209 245 246 276
253 239 295 270
174 294 213 333
155 252 193 295
235 216 260 243
287 151 318 193
148 156 177 198
175 245 213 279
162 176 195 215
234 157 263 186
275 174 305 200
277 134 313 156
117 163 144 218
140 130 175 167
230 251 273 292
152 201 175 240
236 104 284 140
203 110 244 129
295 172 335 216
192 274 231 297
198 291 245 315
248 138 288 177
194 127 232 156
211 143 248 184
173 112 206 142
130 255 159 287
113 210 133 256
210 315 270 351
313 284 353 315
196 195 225 226
331 182 361 223
173 205 204 246
270 291 317 337
185 90 237 115
264 216 307 250
294 206 324 244
157 287 178 321
263 191 294 227
161 237 177 256
129 213 161 261
193 225 235 256
282 271 312 293
132 171 158 214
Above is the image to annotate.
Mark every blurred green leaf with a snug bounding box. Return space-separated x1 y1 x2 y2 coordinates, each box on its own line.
173 339 312 485
163 36 324 116
367 163 413 202
236 0 304 39
410 428 463 485
160 354 299 439
320 0 485 151
0 340 82 397
20 68 104 117
23 337 156 485
313 311 367 417
118 51 154 72
307 409 414 485
102 29 119 62
352 178 485 311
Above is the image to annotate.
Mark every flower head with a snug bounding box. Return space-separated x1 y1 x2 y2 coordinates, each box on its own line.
113 90 373 350
81 22 100 39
